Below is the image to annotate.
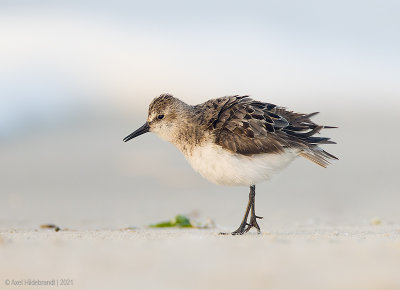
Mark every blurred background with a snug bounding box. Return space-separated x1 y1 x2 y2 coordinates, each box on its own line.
1 0 399 230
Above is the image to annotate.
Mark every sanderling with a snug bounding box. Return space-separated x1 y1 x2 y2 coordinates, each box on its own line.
123 94 337 235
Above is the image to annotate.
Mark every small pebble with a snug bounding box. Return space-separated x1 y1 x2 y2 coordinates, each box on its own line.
370 217 382 225
40 224 61 232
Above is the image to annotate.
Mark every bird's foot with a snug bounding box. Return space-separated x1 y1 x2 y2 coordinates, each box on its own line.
228 214 263 235
247 214 263 234
219 222 248 235
231 222 249 235
219 224 245 235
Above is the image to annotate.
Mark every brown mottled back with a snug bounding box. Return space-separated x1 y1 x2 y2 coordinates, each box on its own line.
195 95 337 167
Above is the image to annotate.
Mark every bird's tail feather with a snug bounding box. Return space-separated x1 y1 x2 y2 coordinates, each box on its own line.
299 146 338 168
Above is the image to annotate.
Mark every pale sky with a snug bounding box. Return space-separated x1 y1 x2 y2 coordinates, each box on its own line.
0 0 399 133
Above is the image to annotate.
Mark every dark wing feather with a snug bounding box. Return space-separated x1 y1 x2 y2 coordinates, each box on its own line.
201 96 338 167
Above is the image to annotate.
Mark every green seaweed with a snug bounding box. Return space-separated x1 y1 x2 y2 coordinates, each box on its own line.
149 214 194 228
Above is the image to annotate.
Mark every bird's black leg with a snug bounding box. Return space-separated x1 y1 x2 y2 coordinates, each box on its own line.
231 185 263 235
230 186 253 235
247 185 262 233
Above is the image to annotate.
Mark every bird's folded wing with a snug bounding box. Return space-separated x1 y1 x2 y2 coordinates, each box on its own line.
203 96 337 167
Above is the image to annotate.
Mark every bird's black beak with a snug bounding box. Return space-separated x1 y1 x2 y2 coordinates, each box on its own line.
123 122 150 142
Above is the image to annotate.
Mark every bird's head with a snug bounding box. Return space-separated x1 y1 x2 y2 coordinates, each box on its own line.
123 93 187 143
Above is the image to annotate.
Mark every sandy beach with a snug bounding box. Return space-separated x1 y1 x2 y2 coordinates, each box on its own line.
2 223 400 290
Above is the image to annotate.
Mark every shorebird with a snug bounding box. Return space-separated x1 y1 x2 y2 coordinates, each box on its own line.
123 94 337 235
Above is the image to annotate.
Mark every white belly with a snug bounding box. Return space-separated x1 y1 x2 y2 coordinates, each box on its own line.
184 143 299 186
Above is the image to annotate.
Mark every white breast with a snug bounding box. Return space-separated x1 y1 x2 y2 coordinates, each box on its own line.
183 143 299 186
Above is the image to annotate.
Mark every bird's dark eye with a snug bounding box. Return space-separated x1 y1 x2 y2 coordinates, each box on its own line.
157 114 164 120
